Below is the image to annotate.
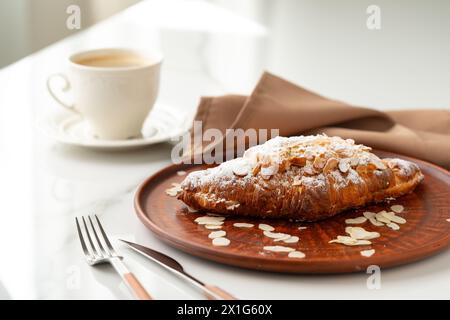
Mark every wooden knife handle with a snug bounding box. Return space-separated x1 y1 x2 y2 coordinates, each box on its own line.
124 273 153 300
204 284 237 300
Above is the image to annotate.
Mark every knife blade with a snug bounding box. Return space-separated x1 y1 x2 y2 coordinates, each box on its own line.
120 239 236 300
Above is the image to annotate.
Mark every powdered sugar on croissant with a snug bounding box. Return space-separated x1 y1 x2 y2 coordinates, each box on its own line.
178 135 424 221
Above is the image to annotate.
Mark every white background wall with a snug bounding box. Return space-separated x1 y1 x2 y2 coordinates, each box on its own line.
1 0 449 109
0 0 141 68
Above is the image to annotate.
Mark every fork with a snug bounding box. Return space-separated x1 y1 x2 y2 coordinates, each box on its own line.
75 214 152 300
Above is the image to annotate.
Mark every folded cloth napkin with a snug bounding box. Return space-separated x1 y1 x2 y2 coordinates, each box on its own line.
188 72 450 169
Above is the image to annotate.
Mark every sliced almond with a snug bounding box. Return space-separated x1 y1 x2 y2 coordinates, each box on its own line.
323 157 339 173
263 245 296 253
204 224 222 230
345 217 367 224
226 204 240 211
363 211 376 219
338 159 350 173
345 227 380 240
446 218 450 222
283 236 300 243
375 212 391 224
195 216 225 225
263 231 290 239
372 158 386 170
261 165 278 177
382 212 406 224
360 249 375 257
350 157 359 167
165 183 183 196
329 236 372 246
298 226 307 230
212 237 230 246
313 156 326 169
233 223 254 228
274 234 292 242
303 165 315 175
258 224 275 232
196 215 225 221
390 204 404 213
288 251 306 258
387 222 400 230
176 170 187 176
369 217 384 227
208 230 226 239
232 166 248 177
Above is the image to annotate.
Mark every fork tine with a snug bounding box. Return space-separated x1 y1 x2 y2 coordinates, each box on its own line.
94 214 116 254
88 215 110 257
82 216 100 257
75 217 91 258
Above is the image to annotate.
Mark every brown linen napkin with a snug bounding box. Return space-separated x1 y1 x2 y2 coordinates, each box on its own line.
188 72 450 169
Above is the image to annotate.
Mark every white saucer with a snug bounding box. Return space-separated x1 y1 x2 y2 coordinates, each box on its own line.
37 107 190 150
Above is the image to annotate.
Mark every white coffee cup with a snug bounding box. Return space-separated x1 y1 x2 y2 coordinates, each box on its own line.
47 48 163 140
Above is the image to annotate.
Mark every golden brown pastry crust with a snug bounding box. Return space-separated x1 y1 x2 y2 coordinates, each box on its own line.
178 135 424 221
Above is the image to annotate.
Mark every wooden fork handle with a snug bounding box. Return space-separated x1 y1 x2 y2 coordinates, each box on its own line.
204 284 237 300
124 272 152 300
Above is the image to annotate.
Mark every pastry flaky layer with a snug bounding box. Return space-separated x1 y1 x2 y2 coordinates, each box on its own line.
178 135 424 221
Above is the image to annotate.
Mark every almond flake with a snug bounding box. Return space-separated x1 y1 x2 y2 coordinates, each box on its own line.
283 236 300 243
261 165 278 177
375 212 391 224
212 237 230 246
382 212 406 224
226 203 240 210
363 211 376 219
208 230 226 239
176 171 187 176
298 226 307 230
390 205 404 213
258 224 275 232
263 231 290 239
360 249 375 257
205 225 222 230
345 227 380 240
195 216 225 225
288 251 306 258
323 158 339 173
263 246 296 253
350 157 359 166
329 236 372 246
313 156 326 169
345 217 367 224
387 222 400 230
369 217 384 226
447 219 450 222
232 166 248 177
233 223 254 228
165 183 182 197
338 159 350 173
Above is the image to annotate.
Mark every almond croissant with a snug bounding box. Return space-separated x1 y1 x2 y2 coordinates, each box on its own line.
178 135 424 221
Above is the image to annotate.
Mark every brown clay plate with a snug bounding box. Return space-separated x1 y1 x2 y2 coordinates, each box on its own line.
134 151 450 273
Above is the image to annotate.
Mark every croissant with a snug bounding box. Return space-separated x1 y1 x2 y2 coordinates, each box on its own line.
178 135 424 221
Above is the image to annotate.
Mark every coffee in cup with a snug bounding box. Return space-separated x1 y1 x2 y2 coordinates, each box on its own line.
47 48 163 140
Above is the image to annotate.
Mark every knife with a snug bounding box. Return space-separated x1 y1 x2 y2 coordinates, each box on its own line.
120 239 237 300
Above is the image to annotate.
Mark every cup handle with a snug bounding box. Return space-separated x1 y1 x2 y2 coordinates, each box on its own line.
47 73 78 113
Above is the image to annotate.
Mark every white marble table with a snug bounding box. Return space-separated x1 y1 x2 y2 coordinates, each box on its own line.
0 0 449 299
